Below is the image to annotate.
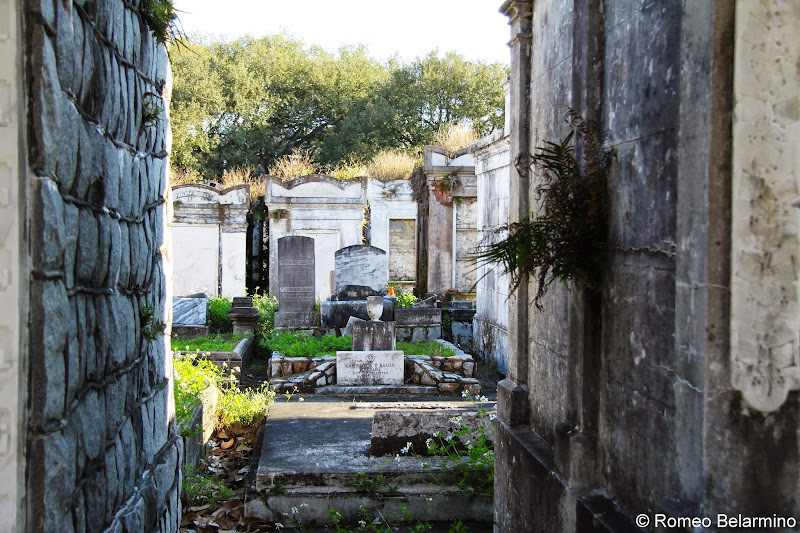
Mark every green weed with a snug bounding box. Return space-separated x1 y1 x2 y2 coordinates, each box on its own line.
207 296 233 334
182 464 232 506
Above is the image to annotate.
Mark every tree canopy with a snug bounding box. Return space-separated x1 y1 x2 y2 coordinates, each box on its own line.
170 34 508 178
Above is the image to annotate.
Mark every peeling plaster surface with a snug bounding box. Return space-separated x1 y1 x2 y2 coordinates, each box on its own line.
730 0 800 412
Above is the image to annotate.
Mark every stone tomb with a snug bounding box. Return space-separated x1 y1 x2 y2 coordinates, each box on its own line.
172 184 249 297
274 236 318 328
333 245 388 299
172 295 209 339
336 351 404 386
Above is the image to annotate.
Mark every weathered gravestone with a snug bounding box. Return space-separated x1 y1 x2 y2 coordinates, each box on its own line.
351 297 396 350
334 245 388 299
274 236 318 328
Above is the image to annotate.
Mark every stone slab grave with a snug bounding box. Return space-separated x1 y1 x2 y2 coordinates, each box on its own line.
395 307 442 342
274 236 318 328
246 397 493 528
172 294 209 339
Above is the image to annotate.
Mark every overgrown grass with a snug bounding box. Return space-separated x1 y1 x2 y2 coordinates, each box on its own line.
208 296 233 334
432 123 480 157
220 165 264 200
182 465 233 507
169 167 200 187
366 149 420 181
216 384 275 428
174 353 274 432
329 157 368 181
171 333 245 353
268 147 317 179
262 333 456 358
397 341 455 357
260 332 352 358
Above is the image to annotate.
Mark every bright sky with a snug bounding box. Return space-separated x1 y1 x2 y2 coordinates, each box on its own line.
172 0 511 65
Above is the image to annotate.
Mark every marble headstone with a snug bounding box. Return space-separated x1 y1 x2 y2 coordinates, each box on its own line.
275 236 318 328
278 236 315 311
336 351 404 386
334 245 388 298
173 296 208 325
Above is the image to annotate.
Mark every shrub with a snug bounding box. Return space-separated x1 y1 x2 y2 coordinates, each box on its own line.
173 355 221 436
252 293 279 338
390 284 418 309
475 110 609 309
207 296 233 334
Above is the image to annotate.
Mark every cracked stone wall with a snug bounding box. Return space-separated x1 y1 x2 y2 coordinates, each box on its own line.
23 0 179 532
496 1 799 531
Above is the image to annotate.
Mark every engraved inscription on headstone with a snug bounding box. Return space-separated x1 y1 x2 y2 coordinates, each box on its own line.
278 236 315 312
336 351 404 385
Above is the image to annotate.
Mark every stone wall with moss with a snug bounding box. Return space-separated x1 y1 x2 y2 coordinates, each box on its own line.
24 0 178 531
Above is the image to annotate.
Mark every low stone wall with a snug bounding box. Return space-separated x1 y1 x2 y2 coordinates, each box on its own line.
182 385 219 471
266 341 479 394
268 354 337 392
173 337 254 372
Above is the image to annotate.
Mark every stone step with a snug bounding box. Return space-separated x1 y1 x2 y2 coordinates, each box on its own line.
245 397 493 527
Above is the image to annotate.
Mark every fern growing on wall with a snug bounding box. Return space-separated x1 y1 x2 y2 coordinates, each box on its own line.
476 110 610 309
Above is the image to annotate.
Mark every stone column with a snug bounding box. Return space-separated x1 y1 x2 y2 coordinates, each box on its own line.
497 0 532 424
228 296 259 335
0 0 23 528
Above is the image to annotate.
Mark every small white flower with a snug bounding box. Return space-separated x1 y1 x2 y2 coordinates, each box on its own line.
434 431 442 438
489 413 497 421
426 437 434 448
448 415 462 425
299 397 305 402
400 441 412 454
479 395 488 403
461 390 469 398
300 503 309 508
276 523 284 529
426 497 433 502
359 520 367 526
291 506 299 514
